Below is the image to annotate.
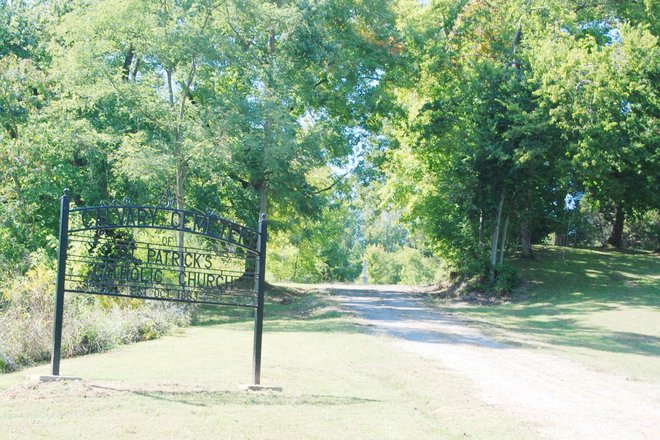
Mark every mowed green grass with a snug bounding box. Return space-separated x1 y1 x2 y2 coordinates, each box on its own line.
443 246 660 380
0 289 532 440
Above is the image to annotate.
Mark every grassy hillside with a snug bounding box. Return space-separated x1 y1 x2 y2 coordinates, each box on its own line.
443 246 660 380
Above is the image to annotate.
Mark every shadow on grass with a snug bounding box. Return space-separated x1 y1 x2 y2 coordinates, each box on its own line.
191 288 358 334
514 246 659 307
446 246 660 356
264 317 360 334
191 306 254 327
90 384 380 407
465 316 660 356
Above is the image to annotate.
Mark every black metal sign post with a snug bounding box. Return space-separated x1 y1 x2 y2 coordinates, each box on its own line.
51 189 70 376
252 215 267 385
49 189 268 385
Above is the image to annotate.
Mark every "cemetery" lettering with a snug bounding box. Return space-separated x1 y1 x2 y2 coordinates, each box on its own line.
76 206 258 251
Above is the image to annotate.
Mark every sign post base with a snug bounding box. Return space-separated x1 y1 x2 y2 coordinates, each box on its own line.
239 384 283 392
27 375 82 384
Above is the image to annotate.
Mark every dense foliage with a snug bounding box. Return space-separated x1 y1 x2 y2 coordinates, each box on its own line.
382 0 658 282
0 253 190 372
0 0 657 287
0 0 396 270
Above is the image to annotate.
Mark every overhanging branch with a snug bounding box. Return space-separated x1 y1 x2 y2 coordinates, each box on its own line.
306 172 349 195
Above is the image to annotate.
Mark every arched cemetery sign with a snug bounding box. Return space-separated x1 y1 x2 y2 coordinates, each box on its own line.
51 189 268 384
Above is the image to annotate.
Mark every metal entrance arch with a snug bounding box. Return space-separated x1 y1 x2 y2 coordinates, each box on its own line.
51 189 267 384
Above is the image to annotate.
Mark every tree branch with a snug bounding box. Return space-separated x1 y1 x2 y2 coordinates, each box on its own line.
226 6 252 50
306 172 349 195
313 78 328 88
227 172 252 189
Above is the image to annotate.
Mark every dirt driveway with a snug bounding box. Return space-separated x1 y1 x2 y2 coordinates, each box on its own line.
331 286 660 440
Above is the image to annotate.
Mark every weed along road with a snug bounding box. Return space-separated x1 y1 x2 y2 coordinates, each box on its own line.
331 286 660 440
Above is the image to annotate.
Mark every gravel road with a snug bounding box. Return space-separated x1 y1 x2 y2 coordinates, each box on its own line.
331 286 660 440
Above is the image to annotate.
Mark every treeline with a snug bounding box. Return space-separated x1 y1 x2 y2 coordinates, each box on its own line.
381 0 658 281
0 0 396 276
0 0 396 371
1 0 658 287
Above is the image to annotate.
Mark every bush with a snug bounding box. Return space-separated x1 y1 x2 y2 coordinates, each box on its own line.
365 245 441 285
494 263 520 294
459 254 491 281
0 255 191 373
0 257 56 371
396 247 440 285
365 244 402 284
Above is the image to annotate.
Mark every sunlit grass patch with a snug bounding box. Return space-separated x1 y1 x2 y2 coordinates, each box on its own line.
439 246 660 380
0 292 530 440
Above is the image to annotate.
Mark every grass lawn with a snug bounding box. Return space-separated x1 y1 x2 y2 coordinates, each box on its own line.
0 287 532 440
439 246 660 381
2 247 656 439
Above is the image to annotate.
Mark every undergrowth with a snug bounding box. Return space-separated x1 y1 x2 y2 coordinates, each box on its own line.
0 256 190 373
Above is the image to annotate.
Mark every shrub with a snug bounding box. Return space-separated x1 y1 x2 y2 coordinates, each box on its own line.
0 258 56 371
365 244 402 284
364 245 442 285
494 263 520 294
0 255 191 373
396 247 440 285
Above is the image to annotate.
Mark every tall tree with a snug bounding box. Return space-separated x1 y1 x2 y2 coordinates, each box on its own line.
50 0 232 211
202 0 399 224
0 0 72 266
384 0 571 278
531 24 659 248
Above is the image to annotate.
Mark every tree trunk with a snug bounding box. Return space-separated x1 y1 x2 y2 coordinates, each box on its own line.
122 46 134 81
607 204 625 249
259 182 268 220
499 213 510 264
292 251 299 283
478 209 484 252
554 233 567 246
489 189 505 283
520 220 532 257
520 185 533 258
131 57 141 81
175 162 186 271
242 108 272 282
258 27 276 222
243 111 269 280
